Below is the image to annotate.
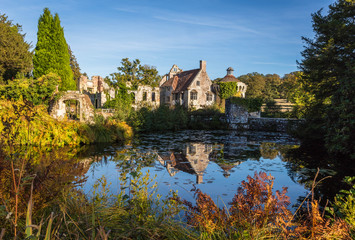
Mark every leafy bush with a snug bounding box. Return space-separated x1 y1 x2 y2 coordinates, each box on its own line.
128 105 188 132
0 73 60 106
0 100 132 147
327 176 355 236
229 97 263 112
188 105 226 130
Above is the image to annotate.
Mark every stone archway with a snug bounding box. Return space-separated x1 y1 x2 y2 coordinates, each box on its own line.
49 91 95 122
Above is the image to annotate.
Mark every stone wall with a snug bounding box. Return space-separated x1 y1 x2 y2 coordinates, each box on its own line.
129 85 160 109
248 117 303 132
225 100 249 130
49 91 95 123
225 100 304 132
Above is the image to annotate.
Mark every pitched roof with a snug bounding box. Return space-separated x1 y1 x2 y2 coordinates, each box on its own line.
161 69 200 93
220 74 240 83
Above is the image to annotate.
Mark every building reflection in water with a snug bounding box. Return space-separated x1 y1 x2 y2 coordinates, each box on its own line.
157 142 246 184
157 143 210 184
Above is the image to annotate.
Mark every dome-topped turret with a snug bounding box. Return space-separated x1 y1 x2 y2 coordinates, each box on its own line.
221 67 239 83
226 67 234 75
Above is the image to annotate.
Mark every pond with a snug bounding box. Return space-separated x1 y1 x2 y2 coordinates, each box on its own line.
79 130 322 209
0 129 352 228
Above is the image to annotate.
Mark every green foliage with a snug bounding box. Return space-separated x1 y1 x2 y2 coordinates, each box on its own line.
229 97 263 112
33 8 75 91
217 82 239 99
104 87 134 121
107 58 160 89
129 105 189 132
0 13 32 83
238 72 266 99
298 0 355 160
328 176 355 235
281 71 315 119
188 105 226 130
68 45 81 82
0 73 60 106
0 100 132 147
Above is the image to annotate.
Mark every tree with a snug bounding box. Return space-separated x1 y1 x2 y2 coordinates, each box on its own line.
33 8 75 91
108 58 160 89
68 45 81 82
238 73 266 99
263 74 281 100
0 13 32 83
298 0 355 160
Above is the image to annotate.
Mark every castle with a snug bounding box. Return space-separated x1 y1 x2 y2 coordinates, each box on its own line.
77 60 247 110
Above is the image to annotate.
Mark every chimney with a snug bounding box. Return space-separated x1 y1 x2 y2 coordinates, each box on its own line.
196 174 203 184
200 60 206 72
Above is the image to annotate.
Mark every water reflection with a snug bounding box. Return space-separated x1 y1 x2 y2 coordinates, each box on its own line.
157 143 211 184
152 132 293 184
104 131 306 205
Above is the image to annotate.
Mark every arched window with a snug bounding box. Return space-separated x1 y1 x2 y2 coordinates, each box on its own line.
206 92 212 101
190 91 198 100
152 92 156 102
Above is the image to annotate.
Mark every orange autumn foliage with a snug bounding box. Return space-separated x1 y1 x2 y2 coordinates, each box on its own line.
178 171 352 239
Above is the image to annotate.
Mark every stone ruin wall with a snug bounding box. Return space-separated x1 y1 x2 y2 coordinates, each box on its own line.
225 100 304 132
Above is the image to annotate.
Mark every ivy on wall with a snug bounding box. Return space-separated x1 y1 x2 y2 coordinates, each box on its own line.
218 82 239 99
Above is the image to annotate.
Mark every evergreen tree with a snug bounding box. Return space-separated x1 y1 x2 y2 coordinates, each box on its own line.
33 8 75 91
68 45 81 82
0 13 32 83
298 0 355 160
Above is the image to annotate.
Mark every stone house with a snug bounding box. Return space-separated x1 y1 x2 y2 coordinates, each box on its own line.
159 60 215 109
77 75 115 108
128 85 160 109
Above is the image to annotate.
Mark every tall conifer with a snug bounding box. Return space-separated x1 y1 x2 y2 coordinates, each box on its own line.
33 8 75 90
0 13 32 83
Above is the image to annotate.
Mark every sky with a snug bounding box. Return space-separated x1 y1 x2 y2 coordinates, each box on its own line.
1 0 335 80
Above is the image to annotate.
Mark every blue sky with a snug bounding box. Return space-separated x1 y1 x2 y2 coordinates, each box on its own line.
1 0 335 79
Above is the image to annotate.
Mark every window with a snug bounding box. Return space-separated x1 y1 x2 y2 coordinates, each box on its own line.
188 145 196 155
206 92 212 101
190 91 197 100
143 92 147 101
174 93 179 100
166 96 170 102
173 67 177 72
152 92 156 102
196 81 200 86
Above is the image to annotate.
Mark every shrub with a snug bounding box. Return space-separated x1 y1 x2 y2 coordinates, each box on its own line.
0 100 132 147
229 97 263 112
